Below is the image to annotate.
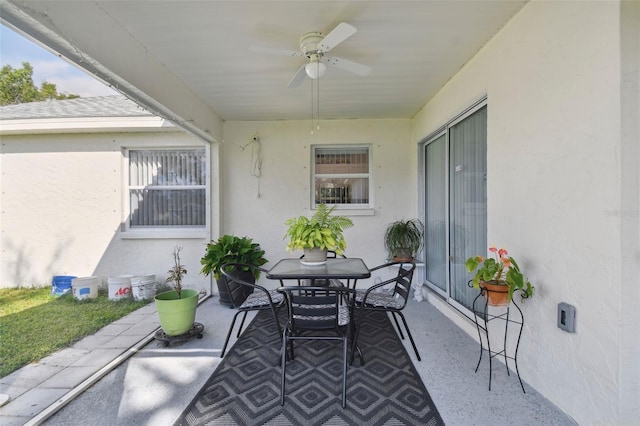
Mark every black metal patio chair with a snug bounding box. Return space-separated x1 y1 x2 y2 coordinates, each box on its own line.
219 263 284 357
351 261 420 364
278 285 358 408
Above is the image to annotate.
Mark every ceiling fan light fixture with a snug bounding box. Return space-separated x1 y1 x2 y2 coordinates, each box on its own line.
305 61 326 79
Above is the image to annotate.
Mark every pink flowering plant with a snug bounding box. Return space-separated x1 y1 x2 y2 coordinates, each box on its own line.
465 246 534 300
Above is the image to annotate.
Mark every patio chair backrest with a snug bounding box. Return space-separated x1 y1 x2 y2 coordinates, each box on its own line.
279 286 356 332
391 262 415 307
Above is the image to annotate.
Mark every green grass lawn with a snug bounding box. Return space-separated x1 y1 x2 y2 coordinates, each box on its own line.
0 287 152 378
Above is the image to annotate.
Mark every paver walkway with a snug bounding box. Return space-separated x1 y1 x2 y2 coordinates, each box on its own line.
0 302 164 426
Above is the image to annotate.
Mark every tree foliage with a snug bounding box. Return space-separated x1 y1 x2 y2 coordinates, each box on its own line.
0 62 79 106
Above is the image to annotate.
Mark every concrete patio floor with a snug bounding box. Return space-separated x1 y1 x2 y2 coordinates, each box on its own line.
1 290 576 425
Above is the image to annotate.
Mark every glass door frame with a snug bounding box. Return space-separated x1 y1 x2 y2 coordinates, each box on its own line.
417 97 487 318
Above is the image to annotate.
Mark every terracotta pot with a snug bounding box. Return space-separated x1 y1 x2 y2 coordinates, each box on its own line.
479 281 510 306
393 248 414 262
393 255 414 262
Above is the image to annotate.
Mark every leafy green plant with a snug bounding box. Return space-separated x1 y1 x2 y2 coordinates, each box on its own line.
384 218 424 260
284 204 353 255
465 246 534 301
200 235 268 280
166 246 187 297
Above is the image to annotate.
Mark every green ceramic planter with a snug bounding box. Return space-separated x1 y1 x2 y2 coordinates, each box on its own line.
154 289 199 336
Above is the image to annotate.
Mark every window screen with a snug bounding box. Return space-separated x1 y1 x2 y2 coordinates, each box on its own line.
128 149 206 227
313 146 370 207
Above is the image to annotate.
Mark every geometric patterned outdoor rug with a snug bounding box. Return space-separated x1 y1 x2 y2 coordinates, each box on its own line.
174 308 444 426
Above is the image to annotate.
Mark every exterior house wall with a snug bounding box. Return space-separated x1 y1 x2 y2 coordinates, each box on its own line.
0 130 211 293
220 119 414 274
1 118 416 292
619 0 640 421
413 1 638 424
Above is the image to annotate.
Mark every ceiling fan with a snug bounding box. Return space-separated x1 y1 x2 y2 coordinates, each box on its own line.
250 22 372 88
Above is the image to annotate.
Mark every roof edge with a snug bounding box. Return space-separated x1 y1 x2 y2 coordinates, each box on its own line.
0 115 177 135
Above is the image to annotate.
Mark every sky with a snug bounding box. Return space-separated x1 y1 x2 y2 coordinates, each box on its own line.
0 24 117 98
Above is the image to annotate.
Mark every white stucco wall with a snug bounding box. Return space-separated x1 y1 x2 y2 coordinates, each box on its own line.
0 130 211 292
220 119 415 275
619 1 640 422
413 1 638 424
1 116 418 296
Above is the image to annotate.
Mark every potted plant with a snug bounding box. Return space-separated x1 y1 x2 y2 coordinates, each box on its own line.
465 246 534 306
200 235 268 306
155 246 200 336
284 204 353 263
384 218 424 261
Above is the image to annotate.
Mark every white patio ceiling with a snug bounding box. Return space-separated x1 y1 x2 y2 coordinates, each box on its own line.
1 1 526 130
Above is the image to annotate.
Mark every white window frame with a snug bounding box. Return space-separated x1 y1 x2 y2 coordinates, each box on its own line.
311 144 373 212
122 146 210 239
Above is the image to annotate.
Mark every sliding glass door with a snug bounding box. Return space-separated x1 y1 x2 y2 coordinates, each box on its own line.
425 135 447 293
422 103 487 313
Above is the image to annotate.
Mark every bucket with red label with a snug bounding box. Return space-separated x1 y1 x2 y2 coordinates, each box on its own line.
108 275 133 301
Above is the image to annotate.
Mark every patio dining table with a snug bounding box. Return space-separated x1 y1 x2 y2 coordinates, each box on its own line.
266 257 371 287
267 257 371 367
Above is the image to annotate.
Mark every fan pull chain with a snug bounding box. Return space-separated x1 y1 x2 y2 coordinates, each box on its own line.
310 61 321 135
310 76 315 135
316 74 320 131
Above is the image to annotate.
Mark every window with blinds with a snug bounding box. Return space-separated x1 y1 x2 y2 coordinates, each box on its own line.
128 149 207 228
312 146 371 208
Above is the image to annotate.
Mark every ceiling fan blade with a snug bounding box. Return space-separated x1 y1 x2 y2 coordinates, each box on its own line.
249 46 303 57
287 64 308 88
318 22 357 53
323 56 371 77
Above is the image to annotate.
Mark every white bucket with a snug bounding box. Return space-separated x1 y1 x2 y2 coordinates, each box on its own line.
131 274 156 301
108 275 133 300
72 276 100 300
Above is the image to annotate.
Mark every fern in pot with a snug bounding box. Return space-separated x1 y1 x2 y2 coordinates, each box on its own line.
284 204 353 264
